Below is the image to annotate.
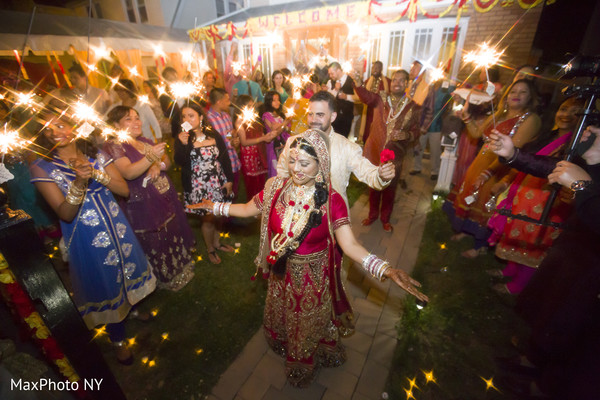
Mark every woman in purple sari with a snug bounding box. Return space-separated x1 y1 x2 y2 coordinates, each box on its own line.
105 106 195 291
261 90 292 177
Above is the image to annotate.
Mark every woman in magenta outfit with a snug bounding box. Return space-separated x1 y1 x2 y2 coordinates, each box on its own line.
261 90 292 177
187 129 428 387
105 106 195 291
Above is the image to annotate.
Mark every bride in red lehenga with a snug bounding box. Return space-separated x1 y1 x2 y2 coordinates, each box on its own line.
188 129 428 387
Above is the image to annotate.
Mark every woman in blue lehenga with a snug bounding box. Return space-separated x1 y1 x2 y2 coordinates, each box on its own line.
30 109 156 364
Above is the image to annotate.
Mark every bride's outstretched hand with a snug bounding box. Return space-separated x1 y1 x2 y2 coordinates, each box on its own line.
186 199 214 211
384 268 429 303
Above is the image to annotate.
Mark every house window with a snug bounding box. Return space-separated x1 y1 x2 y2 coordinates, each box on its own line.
439 26 460 67
388 30 405 69
257 43 272 80
216 0 226 17
137 0 148 23
412 28 432 62
216 0 244 18
124 0 137 22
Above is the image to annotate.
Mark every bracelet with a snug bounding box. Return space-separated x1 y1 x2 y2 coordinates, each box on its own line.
92 169 111 186
480 170 493 180
361 254 390 281
462 115 472 123
223 202 231 217
65 183 86 205
213 202 221 216
505 147 520 164
144 144 160 163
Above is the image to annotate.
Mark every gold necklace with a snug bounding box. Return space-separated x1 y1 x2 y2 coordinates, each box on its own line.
266 183 316 264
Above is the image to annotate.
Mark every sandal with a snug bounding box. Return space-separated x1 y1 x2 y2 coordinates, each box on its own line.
215 244 234 253
208 251 221 264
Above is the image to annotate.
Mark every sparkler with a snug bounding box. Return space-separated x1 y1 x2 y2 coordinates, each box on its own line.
463 42 504 70
15 92 35 108
72 101 100 124
0 126 23 154
341 61 353 75
170 81 200 100
429 65 446 83
91 44 111 62
156 84 167 97
239 106 258 125
285 106 295 119
114 129 132 143
138 94 150 105
128 65 140 78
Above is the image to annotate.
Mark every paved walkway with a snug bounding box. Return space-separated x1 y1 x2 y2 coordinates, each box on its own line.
209 165 435 400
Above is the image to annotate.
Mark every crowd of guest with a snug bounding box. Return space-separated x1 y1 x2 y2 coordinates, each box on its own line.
1 38 599 396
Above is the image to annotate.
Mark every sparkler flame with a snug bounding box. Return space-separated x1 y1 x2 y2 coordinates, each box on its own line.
429 65 446 83
128 65 140 77
285 107 295 118
170 81 200 100
232 61 243 76
240 106 258 125
341 61 353 74
15 92 35 107
0 127 23 153
114 129 132 143
72 101 100 124
463 42 505 70
138 95 150 105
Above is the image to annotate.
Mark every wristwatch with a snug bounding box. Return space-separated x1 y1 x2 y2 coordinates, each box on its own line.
570 180 592 191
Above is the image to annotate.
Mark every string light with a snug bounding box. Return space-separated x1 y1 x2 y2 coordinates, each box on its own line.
407 377 419 391
161 332 169 341
92 325 107 340
481 376 500 392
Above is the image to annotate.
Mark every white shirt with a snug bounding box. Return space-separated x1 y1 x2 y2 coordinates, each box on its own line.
327 74 357 103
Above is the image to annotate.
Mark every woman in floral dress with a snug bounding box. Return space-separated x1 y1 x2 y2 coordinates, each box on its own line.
174 102 234 264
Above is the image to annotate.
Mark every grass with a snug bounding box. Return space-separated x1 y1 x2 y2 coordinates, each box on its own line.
385 198 528 400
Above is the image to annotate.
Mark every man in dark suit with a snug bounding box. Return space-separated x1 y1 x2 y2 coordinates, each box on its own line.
326 62 356 138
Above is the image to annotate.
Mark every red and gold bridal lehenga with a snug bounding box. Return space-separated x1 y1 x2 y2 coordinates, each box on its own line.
252 131 354 387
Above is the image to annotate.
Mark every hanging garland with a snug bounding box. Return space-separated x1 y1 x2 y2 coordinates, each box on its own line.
0 253 83 396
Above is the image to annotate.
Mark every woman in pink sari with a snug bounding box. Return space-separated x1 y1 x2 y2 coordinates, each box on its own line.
188 129 428 387
487 96 584 294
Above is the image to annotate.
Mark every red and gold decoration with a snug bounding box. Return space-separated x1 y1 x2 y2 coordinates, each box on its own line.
0 253 82 393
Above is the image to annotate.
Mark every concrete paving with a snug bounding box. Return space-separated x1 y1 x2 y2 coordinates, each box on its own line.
209 163 435 400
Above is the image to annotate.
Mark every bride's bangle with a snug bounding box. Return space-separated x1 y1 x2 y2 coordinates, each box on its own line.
361 254 391 281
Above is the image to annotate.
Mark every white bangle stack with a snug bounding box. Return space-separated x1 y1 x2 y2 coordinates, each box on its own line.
361 254 391 281
212 202 232 217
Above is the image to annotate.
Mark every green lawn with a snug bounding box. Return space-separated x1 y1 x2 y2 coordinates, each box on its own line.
386 198 528 400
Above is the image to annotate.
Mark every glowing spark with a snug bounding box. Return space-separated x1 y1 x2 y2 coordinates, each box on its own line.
224 233 230 238
148 359 156 367
196 255 203 261
48 253 54 259
86 63 98 73
407 377 419 390
156 84 167 97
92 325 107 340
316 36 328 46
195 348 203 355
289 76 302 90
152 44 166 59
109 76 120 87
439 243 447 250
0 93 5 100
240 106 258 125
138 95 150 105
481 376 500 392
100 127 115 141
232 61 243 76
463 42 505 70
15 92 35 107
141 356 149 364
180 49 193 65
285 107 295 118
341 61 353 74
72 101 100 123
308 56 320 69
170 81 199 100
197 58 208 71
301 74 311 85
151 309 159 317
346 22 363 40
422 369 436 384
403 387 416 400
53 246 58 251
92 44 111 61
219 232 224 238
127 337 137 346
234 248 240 254
128 66 140 77
430 66 445 83
161 332 169 341
76 122 95 139
114 129 132 143
0 128 23 153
